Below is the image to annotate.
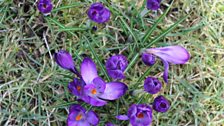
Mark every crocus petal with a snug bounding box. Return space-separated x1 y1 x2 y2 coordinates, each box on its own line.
68 121 90 126
139 114 152 126
145 45 190 64
92 77 106 93
107 70 125 80
116 115 129 120
99 82 128 100
68 78 85 96
129 115 152 126
86 111 99 125
67 106 90 126
81 58 98 84
69 104 85 113
82 96 107 106
162 60 169 83
106 55 128 79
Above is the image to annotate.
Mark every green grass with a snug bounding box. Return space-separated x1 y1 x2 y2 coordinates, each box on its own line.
0 0 224 125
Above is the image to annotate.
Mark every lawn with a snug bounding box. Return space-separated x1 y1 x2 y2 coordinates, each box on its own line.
0 0 224 126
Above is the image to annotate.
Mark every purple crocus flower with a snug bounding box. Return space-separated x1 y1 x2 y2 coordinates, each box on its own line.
144 45 190 83
68 78 86 97
87 2 111 23
152 95 170 113
67 104 99 126
146 0 161 10
106 55 128 80
142 53 156 66
77 57 128 106
116 104 153 126
144 77 162 94
37 0 53 14
54 50 79 75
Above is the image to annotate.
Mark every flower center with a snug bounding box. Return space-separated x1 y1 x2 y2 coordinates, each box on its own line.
43 4 47 9
75 114 82 121
76 86 81 92
92 10 97 16
91 89 97 95
160 102 167 108
137 113 144 118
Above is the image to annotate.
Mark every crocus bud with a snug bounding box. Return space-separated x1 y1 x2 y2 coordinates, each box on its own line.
54 50 78 74
142 53 156 66
37 0 53 14
153 95 170 112
147 0 161 11
105 55 128 79
144 77 162 94
87 2 111 23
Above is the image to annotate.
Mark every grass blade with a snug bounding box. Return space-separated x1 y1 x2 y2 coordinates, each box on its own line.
142 1 174 44
57 27 88 32
52 3 86 12
146 15 189 48
137 63 158 83
120 17 138 44
124 53 139 73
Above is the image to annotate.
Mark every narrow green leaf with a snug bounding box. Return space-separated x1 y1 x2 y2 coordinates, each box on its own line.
120 17 138 44
142 0 174 44
137 63 158 83
146 15 189 48
58 27 88 32
0 6 7 24
52 3 86 12
124 53 139 73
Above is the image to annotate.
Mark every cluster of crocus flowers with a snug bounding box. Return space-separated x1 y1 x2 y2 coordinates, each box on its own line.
51 1 191 125
54 51 128 125
116 96 170 125
54 45 190 125
37 0 53 14
54 51 128 107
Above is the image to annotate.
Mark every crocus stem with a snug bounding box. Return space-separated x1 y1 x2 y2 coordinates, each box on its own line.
70 67 81 77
